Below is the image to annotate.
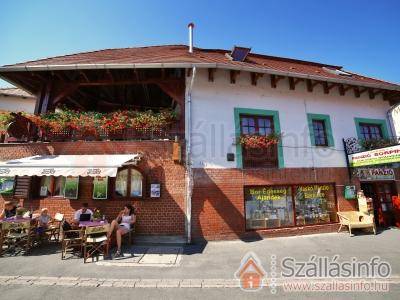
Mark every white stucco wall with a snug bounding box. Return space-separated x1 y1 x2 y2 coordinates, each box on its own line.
188 69 392 169
0 95 36 113
390 105 400 137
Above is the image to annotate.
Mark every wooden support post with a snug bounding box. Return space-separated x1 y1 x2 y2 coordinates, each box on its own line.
34 85 45 115
208 68 216 82
187 68 192 77
230 70 240 84
40 82 53 114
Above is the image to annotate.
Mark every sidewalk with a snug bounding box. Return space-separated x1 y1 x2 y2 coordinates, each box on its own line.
0 228 399 292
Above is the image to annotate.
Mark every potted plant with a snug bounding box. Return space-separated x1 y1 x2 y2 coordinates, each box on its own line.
238 132 281 149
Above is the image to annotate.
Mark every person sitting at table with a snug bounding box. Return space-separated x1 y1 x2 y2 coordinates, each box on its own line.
0 201 17 219
107 204 136 258
72 203 93 225
37 208 51 235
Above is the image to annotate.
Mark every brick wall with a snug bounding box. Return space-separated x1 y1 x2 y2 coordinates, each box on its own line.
0 141 186 236
192 167 360 241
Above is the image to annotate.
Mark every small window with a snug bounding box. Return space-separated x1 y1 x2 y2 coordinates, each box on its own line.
115 168 144 198
40 177 52 196
130 169 143 197
115 169 128 197
54 177 66 196
359 123 383 140
312 120 328 146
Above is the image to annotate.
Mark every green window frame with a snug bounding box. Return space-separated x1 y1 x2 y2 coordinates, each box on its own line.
307 113 334 147
354 117 389 140
234 107 284 168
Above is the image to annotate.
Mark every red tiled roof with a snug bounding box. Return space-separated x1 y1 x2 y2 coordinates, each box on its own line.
0 87 35 98
1 45 399 90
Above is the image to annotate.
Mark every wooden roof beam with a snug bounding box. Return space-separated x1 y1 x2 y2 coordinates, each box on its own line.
250 72 263 86
230 70 240 84
323 82 336 94
208 68 216 82
270 74 285 88
289 77 303 90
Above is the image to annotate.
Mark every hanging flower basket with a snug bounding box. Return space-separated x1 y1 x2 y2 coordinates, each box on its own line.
238 133 281 149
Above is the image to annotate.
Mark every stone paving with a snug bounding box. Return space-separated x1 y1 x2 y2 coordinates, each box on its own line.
1 275 400 289
95 245 182 267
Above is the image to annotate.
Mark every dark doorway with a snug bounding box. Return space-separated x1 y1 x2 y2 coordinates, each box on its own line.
361 182 396 227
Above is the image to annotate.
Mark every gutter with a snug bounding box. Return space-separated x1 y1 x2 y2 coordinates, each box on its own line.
1 63 399 92
185 66 196 244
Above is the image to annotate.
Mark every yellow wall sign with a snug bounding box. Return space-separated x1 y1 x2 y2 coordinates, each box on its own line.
248 187 287 201
298 185 330 199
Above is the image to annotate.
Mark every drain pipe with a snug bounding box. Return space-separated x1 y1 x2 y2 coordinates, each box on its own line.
185 66 197 244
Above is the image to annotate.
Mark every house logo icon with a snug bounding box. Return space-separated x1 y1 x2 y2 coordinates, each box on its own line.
234 252 267 291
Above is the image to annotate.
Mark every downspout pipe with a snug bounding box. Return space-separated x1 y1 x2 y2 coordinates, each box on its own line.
185 66 196 243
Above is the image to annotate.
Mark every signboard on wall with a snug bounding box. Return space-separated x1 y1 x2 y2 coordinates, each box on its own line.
93 177 108 200
348 144 400 167
150 184 161 198
355 168 395 181
247 186 287 201
344 185 357 199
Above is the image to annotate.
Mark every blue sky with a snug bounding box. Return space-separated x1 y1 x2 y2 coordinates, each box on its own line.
1 0 399 87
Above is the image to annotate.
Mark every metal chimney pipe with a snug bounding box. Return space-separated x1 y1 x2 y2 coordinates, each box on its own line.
188 23 194 53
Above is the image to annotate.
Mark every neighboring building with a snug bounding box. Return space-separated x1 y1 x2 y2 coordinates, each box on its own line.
0 87 36 113
0 37 399 241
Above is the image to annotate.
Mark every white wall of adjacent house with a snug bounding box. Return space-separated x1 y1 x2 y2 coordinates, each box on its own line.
390 105 400 137
0 95 36 113
187 69 392 169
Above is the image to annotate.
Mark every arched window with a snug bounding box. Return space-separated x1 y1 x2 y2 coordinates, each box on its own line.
115 167 143 198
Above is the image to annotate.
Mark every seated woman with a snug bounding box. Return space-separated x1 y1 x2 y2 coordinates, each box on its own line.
37 208 51 236
107 204 136 258
0 201 17 219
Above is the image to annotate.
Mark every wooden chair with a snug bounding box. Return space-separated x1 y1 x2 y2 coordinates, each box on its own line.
123 227 135 246
1 221 32 255
61 226 84 260
46 213 64 242
337 211 376 236
83 224 110 263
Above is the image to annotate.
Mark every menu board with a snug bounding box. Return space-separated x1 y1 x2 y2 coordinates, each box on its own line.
64 177 79 199
93 177 108 200
248 186 287 201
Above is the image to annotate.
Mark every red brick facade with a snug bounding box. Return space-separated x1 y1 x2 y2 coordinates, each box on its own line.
2 141 398 241
0 141 186 236
191 168 360 241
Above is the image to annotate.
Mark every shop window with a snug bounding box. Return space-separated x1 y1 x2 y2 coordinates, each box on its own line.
40 177 52 196
245 186 294 229
294 184 338 225
359 123 383 140
54 177 66 196
115 169 128 197
240 115 278 168
114 167 143 198
38 176 79 198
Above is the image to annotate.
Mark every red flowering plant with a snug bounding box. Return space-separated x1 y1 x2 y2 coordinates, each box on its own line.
238 132 281 149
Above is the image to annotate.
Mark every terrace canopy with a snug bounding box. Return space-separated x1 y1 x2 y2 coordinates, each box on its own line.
0 154 141 177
